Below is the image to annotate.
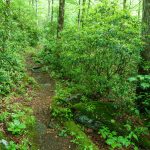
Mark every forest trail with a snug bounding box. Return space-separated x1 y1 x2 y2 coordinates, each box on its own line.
25 53 76 150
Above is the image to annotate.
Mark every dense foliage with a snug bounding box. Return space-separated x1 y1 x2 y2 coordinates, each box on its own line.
39 1 150 149
0 0 38 149
41 2 142 105
0 0 38 96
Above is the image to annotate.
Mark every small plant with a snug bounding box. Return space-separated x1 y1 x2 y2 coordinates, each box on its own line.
52 107 73 120
98 126 138 150
70 134 84 145
18 138 31 150
70 132 95 150
83 145 94 150
7 141 17 150
3 138 30 150
7 119 26 135
0 112 9 122
86 104 95 112
58 129 68 137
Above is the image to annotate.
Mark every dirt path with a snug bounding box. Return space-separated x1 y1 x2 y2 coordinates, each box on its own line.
26 55 76 150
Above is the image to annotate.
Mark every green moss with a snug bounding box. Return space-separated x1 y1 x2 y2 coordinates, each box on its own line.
64 121 99 150
0 131 4 139
72 101 116 120
72 101 125 133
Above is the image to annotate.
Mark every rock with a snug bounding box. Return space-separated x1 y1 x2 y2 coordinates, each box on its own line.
48 122 55 129
0 139 8 148
64 94 82 104
86 128 94 134
75 115 101 130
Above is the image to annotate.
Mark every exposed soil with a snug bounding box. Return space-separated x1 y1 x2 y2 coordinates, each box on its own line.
26 55 76 150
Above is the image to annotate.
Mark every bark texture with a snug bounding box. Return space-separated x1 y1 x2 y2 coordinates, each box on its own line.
81 0 86 27
57 0 65 38
48 0 51 18
142 0 150 61
78 0 81 27
35 0 38 17
51 0 54 22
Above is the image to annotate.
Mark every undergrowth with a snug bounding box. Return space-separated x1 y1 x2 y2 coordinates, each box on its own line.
0 0 38 149
39 1 150 149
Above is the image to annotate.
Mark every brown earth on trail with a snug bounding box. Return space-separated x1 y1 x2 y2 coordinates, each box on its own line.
26 55 76 150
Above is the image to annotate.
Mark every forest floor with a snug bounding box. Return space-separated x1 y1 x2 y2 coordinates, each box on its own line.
25 53 76 150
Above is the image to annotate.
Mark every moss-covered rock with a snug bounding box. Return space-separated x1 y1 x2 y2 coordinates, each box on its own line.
72 101 116 120
72 101 125 133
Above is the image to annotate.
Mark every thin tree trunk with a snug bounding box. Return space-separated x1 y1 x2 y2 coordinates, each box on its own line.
51 0 54 22
142 0 150 62
57 0 65 38
35 0 38 17
138 0 141 20
88 0 91 10
137 0 150 114
81 0 86 27
78 0 81 27
48 0 51 19
32 0 34 7
123 0 127 9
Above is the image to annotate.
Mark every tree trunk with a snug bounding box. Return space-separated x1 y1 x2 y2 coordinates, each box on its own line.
81 0 86 27
32 0 34 7
123 0 127 9
78 0 81 27
88 0 91 10
57 0 65 38
51 0 54 22
138 0 141 20
48 0 51 19
142 0 150 62
136 0 150 116
35 0 38 17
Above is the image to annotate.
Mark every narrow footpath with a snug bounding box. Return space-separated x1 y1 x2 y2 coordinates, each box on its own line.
26 54 76 150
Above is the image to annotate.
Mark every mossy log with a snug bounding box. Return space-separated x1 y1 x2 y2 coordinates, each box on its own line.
64 121 99 150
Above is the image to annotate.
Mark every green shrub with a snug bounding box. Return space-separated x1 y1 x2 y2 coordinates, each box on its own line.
41 0 142 105
0 51 26 96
